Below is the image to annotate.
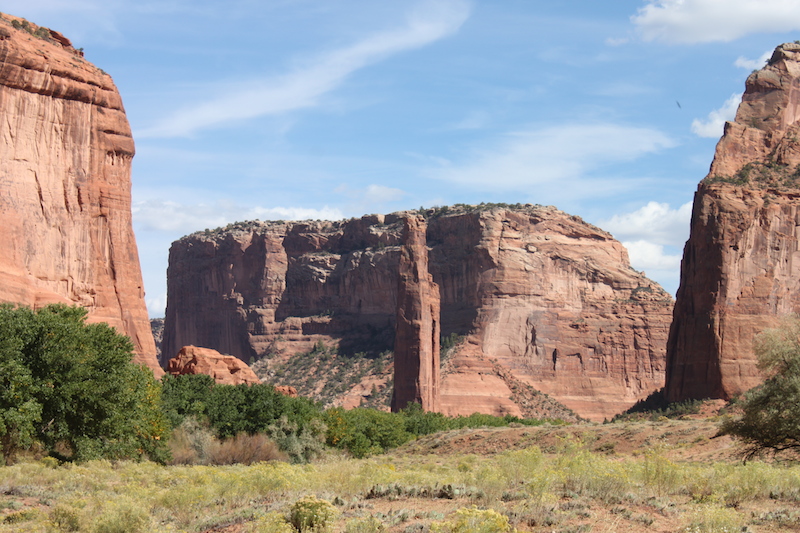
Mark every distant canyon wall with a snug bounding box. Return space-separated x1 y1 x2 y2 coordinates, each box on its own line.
164 205 673 421
0 17 160 374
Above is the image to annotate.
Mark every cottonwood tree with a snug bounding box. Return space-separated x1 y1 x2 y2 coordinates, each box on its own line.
720 316 800 459
0 304 169 463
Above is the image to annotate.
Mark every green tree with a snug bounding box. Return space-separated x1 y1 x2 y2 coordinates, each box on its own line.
720 316 800 459
0 304 170 463
161 373 215 427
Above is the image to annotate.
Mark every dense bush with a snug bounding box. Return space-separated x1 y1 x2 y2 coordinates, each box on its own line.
324 403 557 458
610 388 702 422
0 304 169 463
324 407 411 458
720 316 800 459
161 375 325 462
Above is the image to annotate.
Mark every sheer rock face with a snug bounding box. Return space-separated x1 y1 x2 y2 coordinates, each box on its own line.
164 206 672 421
666 43 800 402
391 216 440 412
0 17 160 374
167 345 261 386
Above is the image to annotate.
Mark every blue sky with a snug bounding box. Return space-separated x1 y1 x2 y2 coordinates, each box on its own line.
4 0 800 317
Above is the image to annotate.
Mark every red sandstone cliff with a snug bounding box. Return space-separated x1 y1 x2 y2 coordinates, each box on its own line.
391 216 440 412
666 43 800 402
165 205 672 421
0 16 160 374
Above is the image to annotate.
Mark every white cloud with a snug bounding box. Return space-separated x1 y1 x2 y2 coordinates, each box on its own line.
132 200 344 234
140 0 471 138
363 184 406 203
734 50 772 70
600 201 692 247
428 123 675 191
605 37 630 47
632 0 800 44
691 93 741 138
622 240 682 272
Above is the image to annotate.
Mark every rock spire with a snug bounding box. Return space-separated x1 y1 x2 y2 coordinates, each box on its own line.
666 43 800 401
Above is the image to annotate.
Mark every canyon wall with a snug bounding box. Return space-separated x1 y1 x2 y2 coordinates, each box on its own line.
0 17 160 374
666 43 800 402
165 205 673 421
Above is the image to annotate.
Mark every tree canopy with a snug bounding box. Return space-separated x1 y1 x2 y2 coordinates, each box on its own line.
720 316 800 459
0 304 169 463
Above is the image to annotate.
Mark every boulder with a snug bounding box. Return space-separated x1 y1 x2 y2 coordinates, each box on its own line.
167 345 261 386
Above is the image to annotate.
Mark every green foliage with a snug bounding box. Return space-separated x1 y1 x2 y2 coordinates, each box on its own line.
324 403 554 458
720 316 800 459
289 496 338 533
0 304 169 463
324 407 411 458
704 160 800 189
161 375 324 462
611 388 702 422
160 373 214 427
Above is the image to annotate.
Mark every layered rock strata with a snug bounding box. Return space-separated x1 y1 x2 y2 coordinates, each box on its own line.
167 345 261 385
0 16 160 374
391 216 440 412
666 43 800 402
165 205 672 420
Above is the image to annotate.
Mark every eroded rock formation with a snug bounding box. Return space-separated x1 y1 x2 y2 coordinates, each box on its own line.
0 16 160 374
391 216 440 412
167 345 261 385
666 43 800 402
165 205 672 420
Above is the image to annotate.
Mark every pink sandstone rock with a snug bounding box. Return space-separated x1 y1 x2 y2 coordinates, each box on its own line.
0 15 160 375
164 206 672 421
167 345 261 386
666 43 800 402
391 216 441 412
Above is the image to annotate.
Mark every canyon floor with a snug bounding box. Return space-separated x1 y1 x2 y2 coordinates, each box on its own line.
1 404 799 533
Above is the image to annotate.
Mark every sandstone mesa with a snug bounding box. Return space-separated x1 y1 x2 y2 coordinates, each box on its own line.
163 205 673 421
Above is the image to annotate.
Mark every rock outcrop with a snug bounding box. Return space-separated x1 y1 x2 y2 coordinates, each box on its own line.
167 345 261 385
165 205 672 421
0 16 160 374
666 43 800 402
391 216 440 412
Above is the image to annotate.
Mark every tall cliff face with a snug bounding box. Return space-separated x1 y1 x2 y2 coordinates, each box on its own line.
391 216 440 412
165 205 672 421
0 17 160 374
666 43 800 402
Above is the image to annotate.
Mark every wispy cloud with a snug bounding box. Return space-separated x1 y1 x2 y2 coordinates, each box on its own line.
691 93 741 138
132 200 344 234
734 50 773 70
140 0 471 138
427 123 675 192
632 0 800 44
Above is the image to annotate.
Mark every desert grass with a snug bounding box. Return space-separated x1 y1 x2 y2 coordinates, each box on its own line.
0 435 797 532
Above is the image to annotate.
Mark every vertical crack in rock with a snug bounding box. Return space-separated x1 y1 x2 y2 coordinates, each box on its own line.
391 215 441 412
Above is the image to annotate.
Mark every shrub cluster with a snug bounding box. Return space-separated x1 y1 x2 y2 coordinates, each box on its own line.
161 374 325 463
324 402 558 458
